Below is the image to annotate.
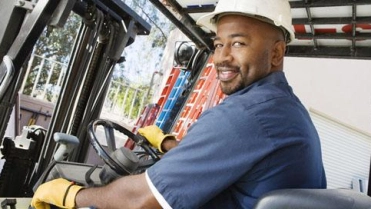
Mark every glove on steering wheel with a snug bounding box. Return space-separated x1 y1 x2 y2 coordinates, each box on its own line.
138 125 176 153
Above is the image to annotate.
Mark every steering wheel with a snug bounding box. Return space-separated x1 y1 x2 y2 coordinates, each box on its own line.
87 119 160 177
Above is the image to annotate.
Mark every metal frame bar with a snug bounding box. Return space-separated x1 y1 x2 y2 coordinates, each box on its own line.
292 16 371 25
89 0 151 35
286 46 371 59
290 0 371 8
295 33 371 39
304 1 318 49
149 0 213 50
0 0 28 61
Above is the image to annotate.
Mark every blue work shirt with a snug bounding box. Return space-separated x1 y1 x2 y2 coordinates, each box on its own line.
147 71 326 208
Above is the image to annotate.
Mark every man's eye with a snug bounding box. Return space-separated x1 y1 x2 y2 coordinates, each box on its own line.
214 43 223 48
233 42 245 47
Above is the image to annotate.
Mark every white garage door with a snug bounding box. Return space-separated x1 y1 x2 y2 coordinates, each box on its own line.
310 110 371 192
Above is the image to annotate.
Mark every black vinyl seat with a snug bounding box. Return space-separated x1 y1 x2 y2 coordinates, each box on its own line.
253 189 371 209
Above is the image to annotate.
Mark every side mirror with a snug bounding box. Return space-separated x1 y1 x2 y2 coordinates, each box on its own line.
174 41 197 71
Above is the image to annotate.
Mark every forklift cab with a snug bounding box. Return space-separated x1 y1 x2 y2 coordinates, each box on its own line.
1 0 371 208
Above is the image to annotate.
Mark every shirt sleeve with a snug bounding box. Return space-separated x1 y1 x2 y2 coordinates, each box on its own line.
145 170 172 209
146 99 276 208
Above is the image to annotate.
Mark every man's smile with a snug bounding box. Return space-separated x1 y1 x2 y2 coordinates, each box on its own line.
216 66 240 82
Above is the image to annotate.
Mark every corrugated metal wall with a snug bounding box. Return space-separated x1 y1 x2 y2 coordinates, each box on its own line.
310 110 371 192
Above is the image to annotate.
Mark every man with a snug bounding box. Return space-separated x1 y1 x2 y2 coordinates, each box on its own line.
31 0 326 208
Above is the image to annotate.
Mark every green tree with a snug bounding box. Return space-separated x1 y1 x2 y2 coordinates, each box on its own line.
22 13 81 101
34 13 81 63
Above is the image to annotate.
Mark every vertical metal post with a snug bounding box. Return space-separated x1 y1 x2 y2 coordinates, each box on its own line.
31 55 46 97
128 88 138 119
351 3 357 56
122 85 129 112
52 64 66 102
137 93 146 119
20 52 35 93
112 83 121 111
103 81 113 109
41 58 55 99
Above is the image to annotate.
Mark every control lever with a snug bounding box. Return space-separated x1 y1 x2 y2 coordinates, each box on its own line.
53 133 79 161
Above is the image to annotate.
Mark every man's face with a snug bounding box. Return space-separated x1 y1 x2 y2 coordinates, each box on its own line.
213 15 283 95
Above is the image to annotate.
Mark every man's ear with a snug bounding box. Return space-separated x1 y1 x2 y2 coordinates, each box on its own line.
271 40 286 67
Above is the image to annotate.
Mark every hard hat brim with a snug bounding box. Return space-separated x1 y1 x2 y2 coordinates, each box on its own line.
196 11 220 33
196 11 295 43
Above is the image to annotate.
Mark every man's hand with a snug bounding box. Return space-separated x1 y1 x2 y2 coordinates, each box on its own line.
138 125 176 153
31 178 83 209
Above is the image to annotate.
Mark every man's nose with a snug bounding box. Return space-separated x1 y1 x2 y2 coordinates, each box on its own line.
215 45 233 63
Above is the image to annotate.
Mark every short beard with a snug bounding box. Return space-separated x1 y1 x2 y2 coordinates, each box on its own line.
215 63 244 95
219 74 245 95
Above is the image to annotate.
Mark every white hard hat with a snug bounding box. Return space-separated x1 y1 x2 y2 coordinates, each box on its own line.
196 0 295 43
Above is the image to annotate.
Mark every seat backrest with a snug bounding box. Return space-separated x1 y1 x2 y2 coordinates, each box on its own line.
253 189 371 209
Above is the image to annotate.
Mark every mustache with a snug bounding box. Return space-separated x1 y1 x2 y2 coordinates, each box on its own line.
215 62 240 71
215 63 240 80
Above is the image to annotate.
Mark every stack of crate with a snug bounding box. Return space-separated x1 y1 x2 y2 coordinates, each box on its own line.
172 57 226 140
155 69 191 129
156 67 181 114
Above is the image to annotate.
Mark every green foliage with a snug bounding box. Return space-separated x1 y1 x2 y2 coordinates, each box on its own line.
34 13 81 63
22 12 81 102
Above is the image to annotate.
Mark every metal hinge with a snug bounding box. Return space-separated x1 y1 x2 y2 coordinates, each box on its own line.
15 0 36 11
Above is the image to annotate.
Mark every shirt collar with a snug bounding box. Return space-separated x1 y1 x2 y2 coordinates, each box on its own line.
231 71 288 96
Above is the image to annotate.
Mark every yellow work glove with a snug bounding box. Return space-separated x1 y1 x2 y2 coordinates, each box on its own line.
31 178 83 209
138 125 176 153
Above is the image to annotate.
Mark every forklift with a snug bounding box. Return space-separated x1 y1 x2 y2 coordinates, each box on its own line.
0 0 371 208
